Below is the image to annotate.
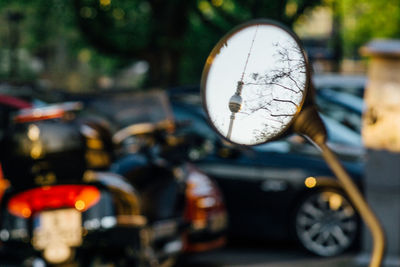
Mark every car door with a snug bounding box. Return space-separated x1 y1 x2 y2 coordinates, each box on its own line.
199 138 336 239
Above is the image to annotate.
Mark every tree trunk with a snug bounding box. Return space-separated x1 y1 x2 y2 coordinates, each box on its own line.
146 48 181 88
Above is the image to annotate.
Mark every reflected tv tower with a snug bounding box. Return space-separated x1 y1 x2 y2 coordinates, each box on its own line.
226 25 258 140
227 81 243 139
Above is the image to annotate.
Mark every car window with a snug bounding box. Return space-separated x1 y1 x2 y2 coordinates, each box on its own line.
89 91 173 128
321 114 362 147
316 89 363 133
317 98 362 132
253 140 291 153
318 89 364 113
172 104 217 142
254 114 362 156
171 95 362 156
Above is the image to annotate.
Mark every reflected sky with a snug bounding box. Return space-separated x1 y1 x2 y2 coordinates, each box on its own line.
204 24 306 145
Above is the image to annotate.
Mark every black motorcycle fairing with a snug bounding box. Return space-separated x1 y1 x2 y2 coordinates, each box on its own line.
112 155 185 223
1 120 86 189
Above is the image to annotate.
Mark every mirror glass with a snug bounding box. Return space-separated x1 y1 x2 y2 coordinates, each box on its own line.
202 21 308 145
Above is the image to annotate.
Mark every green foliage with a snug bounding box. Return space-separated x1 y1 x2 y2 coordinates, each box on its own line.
339 0 400 57
0 0 323 89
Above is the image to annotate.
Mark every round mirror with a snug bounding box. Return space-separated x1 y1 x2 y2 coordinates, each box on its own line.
201 20 309 145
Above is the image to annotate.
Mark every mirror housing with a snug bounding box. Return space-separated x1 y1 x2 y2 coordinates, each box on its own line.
201 19 319 146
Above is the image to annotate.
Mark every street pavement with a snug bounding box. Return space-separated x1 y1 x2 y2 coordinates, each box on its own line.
182 240 358 267
0 240 359 266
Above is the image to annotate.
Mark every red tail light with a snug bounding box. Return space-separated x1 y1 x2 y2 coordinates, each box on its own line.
184 171 225 223
8 185 101 218
183 169 227 252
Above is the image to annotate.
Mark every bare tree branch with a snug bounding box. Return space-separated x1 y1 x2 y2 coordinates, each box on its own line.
239 39 306 142
272 98 299 107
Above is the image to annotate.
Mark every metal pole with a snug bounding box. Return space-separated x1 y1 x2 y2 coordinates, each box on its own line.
319 142 385 267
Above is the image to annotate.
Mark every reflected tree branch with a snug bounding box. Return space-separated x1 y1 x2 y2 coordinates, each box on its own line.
240 39 306 142
270 113 296 117
272 98 299 107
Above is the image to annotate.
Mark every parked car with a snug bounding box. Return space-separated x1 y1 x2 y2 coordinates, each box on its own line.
169 90 364 257
317 88 364 133
313 74 367 98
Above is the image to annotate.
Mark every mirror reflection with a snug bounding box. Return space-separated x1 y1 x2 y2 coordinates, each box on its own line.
203 22 308 145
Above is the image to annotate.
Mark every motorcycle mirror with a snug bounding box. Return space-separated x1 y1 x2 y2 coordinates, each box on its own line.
201 20 310 146
201 19 386 267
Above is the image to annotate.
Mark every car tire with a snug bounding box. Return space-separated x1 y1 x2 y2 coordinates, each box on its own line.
293 188 359 257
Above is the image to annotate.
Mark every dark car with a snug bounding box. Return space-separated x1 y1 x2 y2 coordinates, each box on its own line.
170 91 364 257
317 88 364 133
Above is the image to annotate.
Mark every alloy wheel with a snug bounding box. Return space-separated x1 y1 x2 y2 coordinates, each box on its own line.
295 190 358 256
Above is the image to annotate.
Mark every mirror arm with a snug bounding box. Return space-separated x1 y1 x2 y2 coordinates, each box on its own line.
293 106 386 267
292 105 327 146
319 142 385 267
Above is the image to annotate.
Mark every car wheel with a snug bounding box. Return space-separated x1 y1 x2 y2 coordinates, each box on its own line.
294 189 358 257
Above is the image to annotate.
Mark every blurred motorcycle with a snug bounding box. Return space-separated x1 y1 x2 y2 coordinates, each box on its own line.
82 90 227 255
0 103 178 266
108 118 227 254
0 93 226 266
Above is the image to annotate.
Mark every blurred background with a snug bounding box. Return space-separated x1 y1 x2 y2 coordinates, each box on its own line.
1 1 400 267
0 0 394 91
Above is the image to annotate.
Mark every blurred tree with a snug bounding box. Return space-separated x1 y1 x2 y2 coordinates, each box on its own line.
0 0 127 88
339 0 400 58
0 0 322 88
73 0 322 87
